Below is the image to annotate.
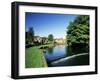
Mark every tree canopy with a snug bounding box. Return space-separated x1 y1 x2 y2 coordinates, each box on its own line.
67 15 89 46
48 34 54 42
26 27 34 44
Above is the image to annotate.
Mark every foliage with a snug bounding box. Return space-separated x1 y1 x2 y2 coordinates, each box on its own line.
67 15 89 46
26 27 34 45
48 34 54 42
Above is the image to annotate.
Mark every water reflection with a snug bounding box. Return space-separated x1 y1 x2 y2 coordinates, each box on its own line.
47 47 53 54
44 44 89 67
66 45 89 56
44 45 66 62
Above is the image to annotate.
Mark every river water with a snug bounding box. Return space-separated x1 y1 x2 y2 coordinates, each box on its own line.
44 45 89 67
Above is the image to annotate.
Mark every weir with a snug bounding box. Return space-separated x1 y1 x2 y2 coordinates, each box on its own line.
51 53 88 65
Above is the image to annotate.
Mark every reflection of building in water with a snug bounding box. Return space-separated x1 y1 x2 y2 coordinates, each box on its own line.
54 38 65 44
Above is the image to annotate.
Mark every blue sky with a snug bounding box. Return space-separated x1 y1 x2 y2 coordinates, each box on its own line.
25 12 78 39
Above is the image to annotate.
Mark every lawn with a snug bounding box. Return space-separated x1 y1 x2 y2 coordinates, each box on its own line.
25 46 47 68
37 44 54 49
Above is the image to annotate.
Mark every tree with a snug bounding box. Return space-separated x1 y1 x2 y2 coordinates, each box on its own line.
26 27 34 45
66 15 89 47
48 34 54 42
26 32 29 44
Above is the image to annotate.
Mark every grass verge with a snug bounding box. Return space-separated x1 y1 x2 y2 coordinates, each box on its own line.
25 46 47 68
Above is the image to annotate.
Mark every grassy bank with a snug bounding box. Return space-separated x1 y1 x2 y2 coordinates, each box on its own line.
38 44 54 49
25 46 48 68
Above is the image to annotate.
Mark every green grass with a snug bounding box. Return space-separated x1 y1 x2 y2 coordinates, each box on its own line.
25 46 47 68
37 44 54 49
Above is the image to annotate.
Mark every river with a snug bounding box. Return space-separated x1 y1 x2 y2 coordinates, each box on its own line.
44 45 89 67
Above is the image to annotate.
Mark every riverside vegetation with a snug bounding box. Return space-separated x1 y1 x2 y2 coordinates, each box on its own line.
25 15 89 68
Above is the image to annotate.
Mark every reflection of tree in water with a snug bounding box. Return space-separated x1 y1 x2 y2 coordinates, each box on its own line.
66 44 89 56
47 47 53 54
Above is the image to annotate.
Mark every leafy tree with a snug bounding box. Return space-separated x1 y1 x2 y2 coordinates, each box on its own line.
26 32 29 44
48 34 54 42
67 15 89 46
26 27 34 45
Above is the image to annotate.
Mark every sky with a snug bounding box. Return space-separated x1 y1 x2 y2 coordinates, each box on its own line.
25 12 78 39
